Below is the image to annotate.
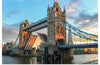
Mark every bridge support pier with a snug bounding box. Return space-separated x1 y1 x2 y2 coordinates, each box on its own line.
45 45 73 64
59 48 73 64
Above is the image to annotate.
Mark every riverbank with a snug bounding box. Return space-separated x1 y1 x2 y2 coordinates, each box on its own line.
74 52 98 55
2 54 36 57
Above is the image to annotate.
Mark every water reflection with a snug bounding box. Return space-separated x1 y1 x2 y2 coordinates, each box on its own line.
2 54 98 64
2 56 36 64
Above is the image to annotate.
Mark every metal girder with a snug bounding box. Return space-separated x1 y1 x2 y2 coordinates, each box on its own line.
55 17 98 37
22 17 47 31
14 34 19 45
29 22 47 32
59 43 98 48
55 17 98 42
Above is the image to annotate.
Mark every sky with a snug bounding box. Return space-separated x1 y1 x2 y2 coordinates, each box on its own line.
2 0 98 44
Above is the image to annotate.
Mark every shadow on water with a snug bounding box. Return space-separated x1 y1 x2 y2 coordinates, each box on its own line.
2 55 37 64
62 60 73 64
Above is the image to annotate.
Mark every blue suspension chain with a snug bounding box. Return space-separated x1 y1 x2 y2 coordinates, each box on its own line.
55 17 98 42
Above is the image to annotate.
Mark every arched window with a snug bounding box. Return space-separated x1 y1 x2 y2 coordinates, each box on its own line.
56 39 65 45
56 8 58 11
24 24 26 27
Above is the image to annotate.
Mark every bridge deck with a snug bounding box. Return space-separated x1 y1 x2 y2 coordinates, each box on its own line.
59 43 98 48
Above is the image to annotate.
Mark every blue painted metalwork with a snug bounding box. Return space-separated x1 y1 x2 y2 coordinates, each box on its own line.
19 17 98 49
30 22 47 31
22 17 47 31
55 17 98 42
56 17 97 37
66 22 98 37
21 17 98 41
24 50 31 53
14 34 19 45
59 43 98 48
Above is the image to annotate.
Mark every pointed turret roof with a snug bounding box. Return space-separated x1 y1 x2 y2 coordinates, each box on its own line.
63 6 66 12
25 18 29 25
53 0 59 8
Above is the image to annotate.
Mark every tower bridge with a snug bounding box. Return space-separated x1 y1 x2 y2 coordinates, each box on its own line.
12 1 98 64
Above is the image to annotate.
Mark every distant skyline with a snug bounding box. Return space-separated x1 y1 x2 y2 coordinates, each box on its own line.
2 0 98 42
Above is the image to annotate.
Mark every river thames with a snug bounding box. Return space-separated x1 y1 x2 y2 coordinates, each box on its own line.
2 54 98 64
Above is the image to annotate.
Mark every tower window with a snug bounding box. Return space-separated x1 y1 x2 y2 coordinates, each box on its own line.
24 24 26 27
56 8 58 11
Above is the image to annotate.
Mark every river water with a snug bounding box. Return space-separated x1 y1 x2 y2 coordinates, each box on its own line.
2 54 98 64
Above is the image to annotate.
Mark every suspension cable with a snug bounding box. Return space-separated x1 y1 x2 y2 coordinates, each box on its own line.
55 18 98 42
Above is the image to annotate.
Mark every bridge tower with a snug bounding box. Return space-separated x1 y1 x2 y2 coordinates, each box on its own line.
47 1 66 45
47 1 73 63
19 19 31 48
18 19 38 56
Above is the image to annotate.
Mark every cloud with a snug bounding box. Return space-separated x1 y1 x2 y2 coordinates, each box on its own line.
65 0 81 14
3 0 98 43
76 12 98 25
68 10 98 33
2 23 19 42
12 30 19 34
69 12 98 28
64 0 98 33
5 10 21 18
2 22 47 43
9 22 20 30
2 2 98 48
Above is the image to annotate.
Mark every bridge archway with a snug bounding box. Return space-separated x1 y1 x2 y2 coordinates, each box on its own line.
56 39 65 45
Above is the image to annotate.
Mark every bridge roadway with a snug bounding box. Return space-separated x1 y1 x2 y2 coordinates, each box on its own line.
58 43 98 48
22 17 47 31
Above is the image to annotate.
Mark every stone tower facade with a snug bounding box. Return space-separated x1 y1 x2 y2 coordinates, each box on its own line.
19 19 32 48
47 1 66 46
47 1 73 63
